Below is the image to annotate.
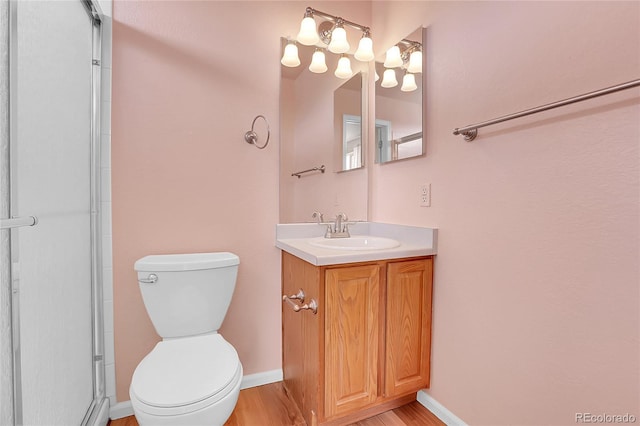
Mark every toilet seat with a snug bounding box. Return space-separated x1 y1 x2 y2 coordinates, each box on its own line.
130 333 242 417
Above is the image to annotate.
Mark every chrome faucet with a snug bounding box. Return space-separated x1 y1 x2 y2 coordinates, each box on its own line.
329 213 350 238
311 212 351 238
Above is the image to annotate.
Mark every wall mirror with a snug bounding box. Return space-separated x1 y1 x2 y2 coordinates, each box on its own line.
279 39 368 223
374 27 424 164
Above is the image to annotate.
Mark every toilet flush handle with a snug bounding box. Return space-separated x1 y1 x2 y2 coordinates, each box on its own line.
138 274 158 284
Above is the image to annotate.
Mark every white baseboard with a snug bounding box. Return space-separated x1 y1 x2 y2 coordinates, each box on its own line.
108 369 284 420
109 401 133 420
240 368 283 390
417 390 467 426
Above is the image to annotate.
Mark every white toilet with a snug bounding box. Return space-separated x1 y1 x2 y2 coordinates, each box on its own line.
130 252 243 426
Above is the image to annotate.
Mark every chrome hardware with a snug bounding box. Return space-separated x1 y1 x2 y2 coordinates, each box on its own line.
138 274 158 284
292 165 325 178
323 213 351 238
312 211 352 238
0 216 38 230
453 79 640 142
285 288 305 303
282 295 318 314
244 115 270 149
312 211 324 224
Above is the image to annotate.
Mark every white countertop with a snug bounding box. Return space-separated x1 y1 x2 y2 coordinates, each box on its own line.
276 222 438 266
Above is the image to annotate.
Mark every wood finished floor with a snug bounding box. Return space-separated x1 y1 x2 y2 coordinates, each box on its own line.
108 382 445 426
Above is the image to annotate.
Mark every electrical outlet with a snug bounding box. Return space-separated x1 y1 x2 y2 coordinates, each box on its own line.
420 183 431 207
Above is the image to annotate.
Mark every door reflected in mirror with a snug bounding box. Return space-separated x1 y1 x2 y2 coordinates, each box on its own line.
375 27 424 164
334 73 363 171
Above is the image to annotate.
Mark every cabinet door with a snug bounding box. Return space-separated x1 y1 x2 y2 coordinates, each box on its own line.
324 264 381 418
385 258 433 397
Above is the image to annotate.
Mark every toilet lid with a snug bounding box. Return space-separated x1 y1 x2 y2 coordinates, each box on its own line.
131 334 241 409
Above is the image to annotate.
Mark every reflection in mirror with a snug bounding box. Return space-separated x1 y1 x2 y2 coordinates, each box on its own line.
279 39 368 223
375 27 424 164
334 73 363 171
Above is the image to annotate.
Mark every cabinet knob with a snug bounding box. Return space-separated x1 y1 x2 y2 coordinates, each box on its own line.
283 295 318 314
284 288 305 303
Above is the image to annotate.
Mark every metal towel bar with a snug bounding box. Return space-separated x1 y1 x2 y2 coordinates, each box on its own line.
292 165 325 178
453 79 640 141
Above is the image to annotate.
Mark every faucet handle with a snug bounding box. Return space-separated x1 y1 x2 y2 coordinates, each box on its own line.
312 211 325 224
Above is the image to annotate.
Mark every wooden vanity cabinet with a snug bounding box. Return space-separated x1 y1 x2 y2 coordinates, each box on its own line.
281 252 433 426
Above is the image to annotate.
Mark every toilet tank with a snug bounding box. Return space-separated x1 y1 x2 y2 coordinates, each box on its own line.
134 252 239 339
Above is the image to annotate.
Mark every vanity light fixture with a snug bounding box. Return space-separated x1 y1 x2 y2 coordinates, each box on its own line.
354 31 375 61
384 45 403 68
282 7 374 77
309 49 328 73
281 40 301 67
407 49 422 74
381 69 398 88
328 20 350 53
400 72 418 92
334 55 353 79
297 9 320 45
380 38 422 91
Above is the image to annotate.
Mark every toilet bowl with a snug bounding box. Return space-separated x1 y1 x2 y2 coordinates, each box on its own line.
130 334 242 425
130 253 242 426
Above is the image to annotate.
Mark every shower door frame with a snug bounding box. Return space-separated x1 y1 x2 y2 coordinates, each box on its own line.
5 0 107 424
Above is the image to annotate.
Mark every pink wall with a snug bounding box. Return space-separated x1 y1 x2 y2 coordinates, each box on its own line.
371 1 639 424
110 0 304 401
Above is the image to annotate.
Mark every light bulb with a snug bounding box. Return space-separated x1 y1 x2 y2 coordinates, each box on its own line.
401 73 417 92
334 56 353 79
280 42 301 67
381 69 398 88
384 45 402 68
328 26 350 54
354 36 374 61
309 50 328 73
297 16 320 45
407 50 422 73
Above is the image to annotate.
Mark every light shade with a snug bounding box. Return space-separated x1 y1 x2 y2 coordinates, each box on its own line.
297 16 320 45
334 56 353 79
280 42 301 67
381 69 398 88
407 50 422 73
401 73 418 92
309 50 328 73
384 45 403 68
328 26 350 54
354 36 374 61
374 70 379 82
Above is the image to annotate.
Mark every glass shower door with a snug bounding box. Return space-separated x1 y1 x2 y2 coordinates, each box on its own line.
8 1 103 424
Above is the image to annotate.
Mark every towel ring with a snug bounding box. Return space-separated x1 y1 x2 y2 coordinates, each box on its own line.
244 115 270 150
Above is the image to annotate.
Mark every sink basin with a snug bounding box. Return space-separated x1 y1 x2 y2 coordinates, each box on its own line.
308 236 400 251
